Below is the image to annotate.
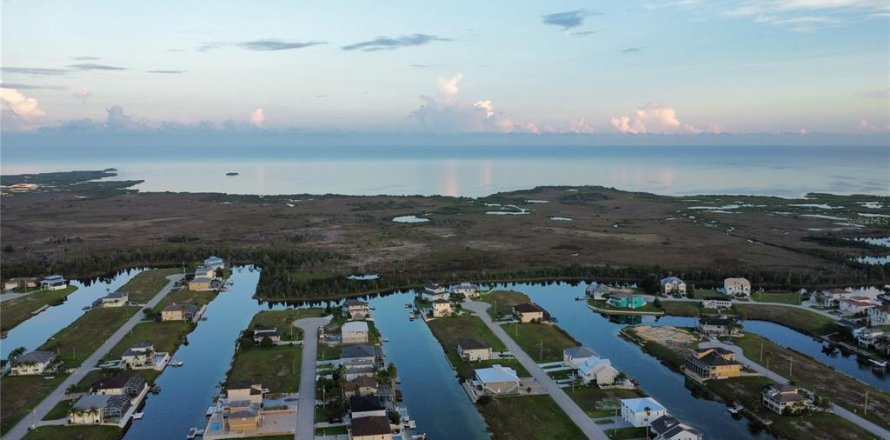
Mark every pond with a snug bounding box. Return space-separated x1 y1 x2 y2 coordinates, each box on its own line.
392 215 430 223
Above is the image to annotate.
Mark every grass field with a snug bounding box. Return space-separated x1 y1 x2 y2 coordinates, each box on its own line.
228 345 301 393
314 426 349 436
22 425 121 440
565 387 645 417
317 344 341 361
426 315 528 379
151 289 217 314
686 289 725 299
604 426 649 439
750 291 802 305
477 395 584 440
659 301 702 316
479 290 532 319
124 268 181 303
501 322 579 363
248 309 325 341
39 306 140 367
42 399 73 421
732 304 835 335
105 320 192 361
1 286 78 332
0 375 68 434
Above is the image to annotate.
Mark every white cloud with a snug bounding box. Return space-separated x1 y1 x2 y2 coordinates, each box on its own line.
568 117 595 134
1 86 46 131
473 100 495 118
411 73 531 133
656 0 888 30
72 87 91 101
250 108 265 127
437 73 463 101
106 105 141 130
610 103 700 134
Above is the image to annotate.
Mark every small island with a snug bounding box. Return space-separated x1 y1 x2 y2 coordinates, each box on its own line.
225 172 239 176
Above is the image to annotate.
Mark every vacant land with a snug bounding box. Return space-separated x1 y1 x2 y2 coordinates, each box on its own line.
501 322 579 363
0 375 67 435
565 387 645 418
124 268 181 303
479 290 532 319
427 315 528 379
1 286 78 332
750 291 802 305
733 304 835 335
247 308 326 341
228 344 301 393
477 395 584 440
659 301 702 316
39 306 140 366
22 425 121 440
105 320 192 361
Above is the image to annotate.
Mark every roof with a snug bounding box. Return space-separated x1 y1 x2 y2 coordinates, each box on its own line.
564 346 596 359
650 415 681 434
765 385 807 403
227 380 261 391
475 364 519 384
349 395 384 412
342 321 369 333
660 276 684 284
343 299 368 307
73 394 129 412
662 424 702 439
92 375 145 392
513 303 544 314
105 291 127 299
579 357 613 375
13 350 56 365
191 276 213 283
162 303 198 313
841 297 875 307
350 415 391 436
345 376 378 391
458 339 491 350
621 397 666 413
699 317 737 326
703 296 731 301
122 342 154 357
42 275 65 282
341 344 376 359
691 351 738 367
724 277 750 283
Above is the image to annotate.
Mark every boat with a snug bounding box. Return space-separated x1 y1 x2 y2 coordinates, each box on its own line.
404 303 413 308
206 406 214 417
575 296 586 301
869 358 888 368
727 402 744 414
381 337 390 343
409 312 417 320
132 412 144 420
186 427 204 438
171 360 184 367
150 385 161 394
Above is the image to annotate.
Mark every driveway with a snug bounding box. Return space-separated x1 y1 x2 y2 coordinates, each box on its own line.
293 315 333 440
464 300 609 440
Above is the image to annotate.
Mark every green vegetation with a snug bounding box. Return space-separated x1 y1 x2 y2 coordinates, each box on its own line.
124 268 181 303
314 426 350 436
733 304 835 336
605 426 649 439
22 425 122 440
476 395 584 440
640 341 687 371
151 289 217 314
659 301 702 316
42 400 74 421
0 375 68 434
228 344 302 393
501 322 579 363
317 345 341 361
478 290 531 319
1 286 78 332
750 291 802 305
39 306 140 367
105 320 192 361
565 387 645 418
686 289 725 299
427 315 528 379
248 309 325 341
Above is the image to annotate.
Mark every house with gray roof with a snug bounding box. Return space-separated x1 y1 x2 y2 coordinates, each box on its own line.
10 350 57 376
69 394 130 424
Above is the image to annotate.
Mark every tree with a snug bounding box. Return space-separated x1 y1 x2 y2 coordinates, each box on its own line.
7 346 26 363
259 336 274 348
2 244 13 253
477 395 492 405
641 276 659 295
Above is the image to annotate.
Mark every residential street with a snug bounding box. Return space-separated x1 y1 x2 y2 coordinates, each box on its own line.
657 296 840 320
464 300 609 440
4 274 184 440
293 316 332 440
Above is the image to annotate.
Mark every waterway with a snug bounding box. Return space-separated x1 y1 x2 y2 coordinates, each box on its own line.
0 269 143 359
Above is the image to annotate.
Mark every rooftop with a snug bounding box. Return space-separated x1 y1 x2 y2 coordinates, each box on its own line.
349 395 385 412
341 344 376 359
342 320 369 333
621 397 666 413
564 346 596 359
13 350 56 365
513 303 544 314
475 364 519 384
350 415 391 436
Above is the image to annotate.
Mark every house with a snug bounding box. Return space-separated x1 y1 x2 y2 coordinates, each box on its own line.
420 283 449 302
341 344 381 380
856 328 884 349
762 384 813 414
820 288 851 307
723 278 751 296
578 356 621 386
252 325 282 343
40 274 67 290
563 346 597 369
585 283 611 299
225 400 261 434
650 415 703 440
620 397 668 427
226 381 265 405
349 395 386 419
161 303 198 321
3 277 37 291
473 364 520 396
839 296 876 316
189 276 213 291
607 294 647 309
10 350 57 376
697 317 742 337
91 375 147 397
450 282 480 298
93 290 128 308
432 299 452 318
194 265 217 279
342 320 370 344
68 394 130 425
701 296 732 310
342 299 371 319
350 415 392 440
204 256 225 270
684 347 742 382
457 339 492 361
660 276 687 295
344 376 379 398
513 303 547 323
121 342 156 369
869 303 890 326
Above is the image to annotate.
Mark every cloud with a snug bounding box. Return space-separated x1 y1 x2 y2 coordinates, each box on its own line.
568 118 596 134
858 119 888 132
68 63 126 71
72 87 91 101
1 87 46 131
437 73 463 100
250 108 265 127
197 42 226 52
410 73 530 133
238 39 326 51
571 30 599 37
609 103 700 134
1 67 68 76
541 10 599 30
621 47 644 53
106 105 141 130
71 56 100 61
146 70 186 74
342 34 450 52
0 82 65 90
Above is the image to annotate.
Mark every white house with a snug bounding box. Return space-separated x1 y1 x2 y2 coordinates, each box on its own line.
585 283 610 299
839 296 876 316
121 342 156 369
341 344 380 381
68 394 130 425
93 291 128 308
762 384 813 414
342 321 370 344
10 351 57 376
450 282 480 298
701 296 732 309
473 364 520 396
650 415 703 440
342 299 371 319
869 303 890 326
723 278 751 296
563 346 597 369
432 299 453 318
226 381 265 405
578 357 621 386
252 325 282 343
420 283 450 302
204 256 225 270
856 328 884 349
40 274 67 290
659 277 686 295
457 339 492 361
820 288 851 307
621 397 668 427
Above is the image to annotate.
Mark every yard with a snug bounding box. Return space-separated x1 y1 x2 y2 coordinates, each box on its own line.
248 308 325 341
42 399 73 420
659 301 702 316
105 320 192 361
476 395 584 440
565 387 645 418
732 304 835 335
0 375 68 435
1 286 78 332
227 345 301 393
22 425 121 440
38 306 141 367
427 315 528 379
478 290 532 319
500 322 579 363
750 291 802 305
124 268 182 303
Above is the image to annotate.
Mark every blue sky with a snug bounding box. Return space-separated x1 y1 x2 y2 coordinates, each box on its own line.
1 0 888 144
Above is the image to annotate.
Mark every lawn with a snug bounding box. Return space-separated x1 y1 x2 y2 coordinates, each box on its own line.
565 387 645 418
39 306 141 367
42 399 73 421
314 425 349 436
477 395 584 440
732 304 835 336
248 308 325 341
604 426 649 439
478 290 532 319
22 425 121 440
227 345 301 393
0 374 68 434
317 344 341 361
750 291 802 305
686 289 725 299
151 289 217 314
659 301 702 317
501 322 579 363
123 268 182 303
104 320 192 361
428 315 528 379
1 286 78 332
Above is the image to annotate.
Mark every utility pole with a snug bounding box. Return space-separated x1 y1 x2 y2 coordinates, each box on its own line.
539 341 543 362
789 356 793 378
760 343 763 362
864 391 869 415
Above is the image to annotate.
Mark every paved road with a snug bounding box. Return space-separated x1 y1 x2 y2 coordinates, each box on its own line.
293 315 332 440
3 274 183 440
464 300 608 440
658 296 840 320
700 340 890 439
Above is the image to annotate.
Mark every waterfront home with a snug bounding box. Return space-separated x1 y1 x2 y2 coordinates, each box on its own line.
578 356 621 386
563 346 597 369
472 364 520 396
450 281 480 298
69 394 130 425
349 395 387 419
161 303 198 321
226 381 265 404
194 265 217 279
820 288 851 307
10 350 57 376
225 400 261 434
342 299 371 319
252 325 282 343
659 276 686 295
869 303 890 326
856 328 885 349
700 296 732 310
3 277 38 291
350 415 393 440
189 276 213 291
762 384 813 415
607 294 647 309
91 375 147 397
121 342 157 369
431 299 453 318
684 347 742 382
723 278 751 296
342 320 370 344
204 255 225 270
341 344 382 381
586 282 611 299
620 397 668 427
344 376 379 398
457 339 492 361
839 296 877 316
513 303 548 323
93 290 128 308
650 415 703 440
420 283 449 302
696 317 742 337
40 274 67 290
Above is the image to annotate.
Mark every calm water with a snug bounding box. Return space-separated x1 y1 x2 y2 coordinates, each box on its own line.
2 146 888 197
0 269 143 359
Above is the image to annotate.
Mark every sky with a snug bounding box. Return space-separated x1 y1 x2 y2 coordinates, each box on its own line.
1 0 889 147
